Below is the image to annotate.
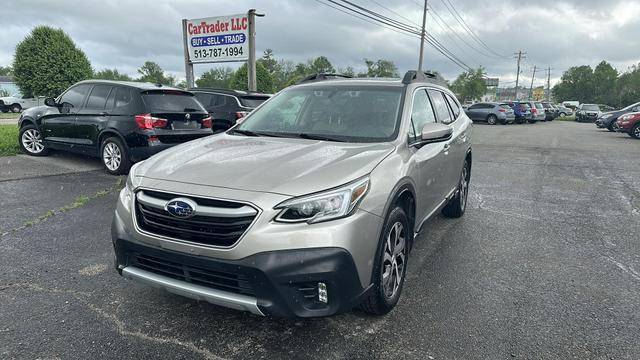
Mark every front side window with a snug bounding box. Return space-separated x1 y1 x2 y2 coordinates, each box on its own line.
234 86 403 142
410 89 437 140
59 84 91 109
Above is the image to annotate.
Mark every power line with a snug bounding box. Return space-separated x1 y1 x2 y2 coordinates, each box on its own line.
317 0 474 71
428 5 495 60
439 0 508 59
366 0 421 27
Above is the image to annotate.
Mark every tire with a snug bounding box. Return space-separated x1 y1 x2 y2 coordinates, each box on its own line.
560 112 566 117
442 158 470 218
607 121 618 132
10 104 21 113
19 124 49 156
630 124 640 139
100 136 131 175
486 114 498 125
359 206 410 315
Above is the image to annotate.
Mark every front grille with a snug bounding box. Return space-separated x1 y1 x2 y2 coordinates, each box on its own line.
134 190 257 247
131 253 255 296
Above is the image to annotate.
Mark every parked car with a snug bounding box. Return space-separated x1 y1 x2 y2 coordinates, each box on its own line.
575 104 602 123
556 104 573 117
562 101 580 110
596 101 640 132
0 93 41 113
190 88 271 131
464 102 515 124
18 80 213 174
541 102 558 121
615 112 640 139
112 70 473 318
503 100 532 124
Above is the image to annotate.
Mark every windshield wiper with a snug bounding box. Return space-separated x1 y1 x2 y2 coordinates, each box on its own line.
231 129 261 137
295 133 347 142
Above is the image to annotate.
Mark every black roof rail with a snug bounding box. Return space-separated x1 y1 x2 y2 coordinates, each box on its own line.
296 73 353 84
401 70 438 85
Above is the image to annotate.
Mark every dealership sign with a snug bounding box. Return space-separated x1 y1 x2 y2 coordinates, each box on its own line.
185 14 249 63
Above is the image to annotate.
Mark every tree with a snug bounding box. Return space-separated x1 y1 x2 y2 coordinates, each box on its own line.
13 26 92 97
229 62 274 93
359 59 399 78
308 56 335 74
450 67 487 102
137 61 175 86
0 66 12 76
338 66 356 77
552 65 594 103
592 61 618 106
616 64 640 108
94 68 132 81
259 49 279 75
196 67 235 88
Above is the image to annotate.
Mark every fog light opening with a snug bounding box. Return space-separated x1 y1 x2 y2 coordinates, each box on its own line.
318 282 328 303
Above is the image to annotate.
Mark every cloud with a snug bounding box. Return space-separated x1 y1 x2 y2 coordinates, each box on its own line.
0 0 639 87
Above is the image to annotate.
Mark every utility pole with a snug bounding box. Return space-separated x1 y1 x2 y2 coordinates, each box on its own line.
514 51 526 100
247 9 264 92
181 19 194 88
528 65 537 100
546 67 552 102
417 0 428 72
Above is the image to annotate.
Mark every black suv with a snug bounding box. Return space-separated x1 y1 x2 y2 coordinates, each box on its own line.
190 88 270 131
18 80 213 174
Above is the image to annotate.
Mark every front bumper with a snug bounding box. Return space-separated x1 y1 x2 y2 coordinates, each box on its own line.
111 184 383 317
112 237 369 318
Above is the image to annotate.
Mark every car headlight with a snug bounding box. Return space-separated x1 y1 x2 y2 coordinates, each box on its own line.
274 177 370 224
120 162 144 211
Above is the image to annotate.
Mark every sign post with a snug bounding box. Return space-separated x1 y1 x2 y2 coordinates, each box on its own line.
182 12 259 89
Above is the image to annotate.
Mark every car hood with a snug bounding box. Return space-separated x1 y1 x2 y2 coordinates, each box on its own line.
136 133 396 196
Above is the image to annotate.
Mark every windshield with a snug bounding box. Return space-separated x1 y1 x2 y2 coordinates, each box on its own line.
233 86 404 142
535 103 544 109
240 96 269 108
142 90 206 113
582 104 600 111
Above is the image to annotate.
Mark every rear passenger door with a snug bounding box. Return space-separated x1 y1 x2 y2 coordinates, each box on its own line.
74 84 113 149
428 89 468 196
465 104 481 120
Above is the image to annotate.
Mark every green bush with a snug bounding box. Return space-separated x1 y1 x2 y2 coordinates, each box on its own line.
13 26 93 97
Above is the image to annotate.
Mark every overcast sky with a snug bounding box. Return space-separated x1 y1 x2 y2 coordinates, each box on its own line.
2 0 640 87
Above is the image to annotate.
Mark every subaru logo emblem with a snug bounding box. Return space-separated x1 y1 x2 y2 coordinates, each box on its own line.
164 198 197 219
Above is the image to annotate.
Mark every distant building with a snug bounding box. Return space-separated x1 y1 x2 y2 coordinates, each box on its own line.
0 76 20 96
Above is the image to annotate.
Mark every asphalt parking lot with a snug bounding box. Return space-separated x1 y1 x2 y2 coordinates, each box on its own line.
1 121 638 359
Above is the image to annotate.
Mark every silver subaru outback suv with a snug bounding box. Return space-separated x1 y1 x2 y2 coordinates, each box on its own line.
112 71 473 318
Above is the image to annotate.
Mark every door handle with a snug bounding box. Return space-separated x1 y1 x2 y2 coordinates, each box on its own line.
98 112 108 117
443 143 451 153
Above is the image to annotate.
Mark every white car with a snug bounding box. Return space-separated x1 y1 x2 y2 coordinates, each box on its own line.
0 93 41 113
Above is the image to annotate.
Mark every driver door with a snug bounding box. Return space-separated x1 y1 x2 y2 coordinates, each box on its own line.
41 84 90 145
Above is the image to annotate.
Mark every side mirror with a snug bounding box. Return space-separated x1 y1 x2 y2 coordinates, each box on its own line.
44 97 57 107
420 123 453 143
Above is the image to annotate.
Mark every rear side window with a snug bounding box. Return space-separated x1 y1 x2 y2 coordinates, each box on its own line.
85 85 112 110
427 89 453 124
410 89 437 140
240 96 269 108
142 91 205 113
194 93 227 107
444 93 461 118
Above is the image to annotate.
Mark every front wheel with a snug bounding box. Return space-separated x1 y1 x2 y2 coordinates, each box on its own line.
10 104 21 113
19 125 49 156
100 136 131 175
442 158 470 218
630 124 640 139
359 206 410 315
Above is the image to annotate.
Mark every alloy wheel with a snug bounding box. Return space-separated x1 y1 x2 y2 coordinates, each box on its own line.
634 126 640 138
460 163 469 211
21 129 44 154
382 222 406 299
103 142 122 171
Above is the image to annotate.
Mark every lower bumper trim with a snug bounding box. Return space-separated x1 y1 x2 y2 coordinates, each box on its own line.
122 266 264 316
